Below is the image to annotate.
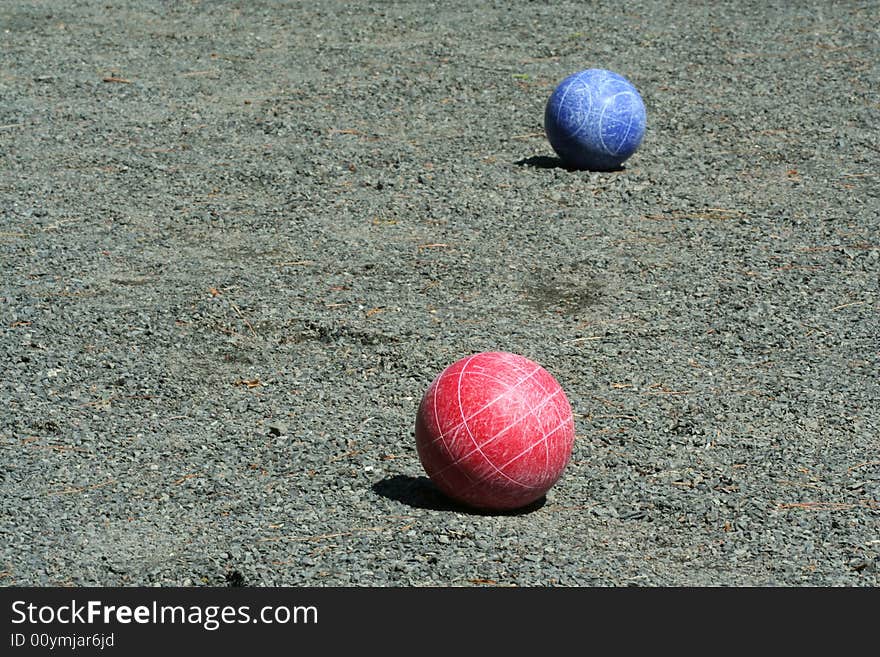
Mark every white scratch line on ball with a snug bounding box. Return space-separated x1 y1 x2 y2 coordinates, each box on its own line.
432 360 474 481
493 417 572 476
518 365 563 476
458 417 574 496
427 364 542 449
573 76 595 139
455 354 522 489
430 387 564 481
607 91 638 156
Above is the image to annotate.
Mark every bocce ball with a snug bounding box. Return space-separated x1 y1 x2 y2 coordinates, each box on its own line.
544 68 646 171
414 351 575 511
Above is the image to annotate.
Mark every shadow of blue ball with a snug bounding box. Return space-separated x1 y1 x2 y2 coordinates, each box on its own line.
544 69 646 171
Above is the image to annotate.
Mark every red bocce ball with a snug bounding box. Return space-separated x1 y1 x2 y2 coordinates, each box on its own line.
414 352 575 511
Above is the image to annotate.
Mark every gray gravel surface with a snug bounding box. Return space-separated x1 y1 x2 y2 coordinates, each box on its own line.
1 1 878 587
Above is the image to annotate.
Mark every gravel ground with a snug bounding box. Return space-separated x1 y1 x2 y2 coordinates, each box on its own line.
1 1 878 587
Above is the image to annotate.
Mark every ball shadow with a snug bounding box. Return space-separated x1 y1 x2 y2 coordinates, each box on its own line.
371 474 546 516
514 155 625 173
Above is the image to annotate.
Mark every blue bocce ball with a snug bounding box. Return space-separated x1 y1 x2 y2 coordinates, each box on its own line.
544 69 647 170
